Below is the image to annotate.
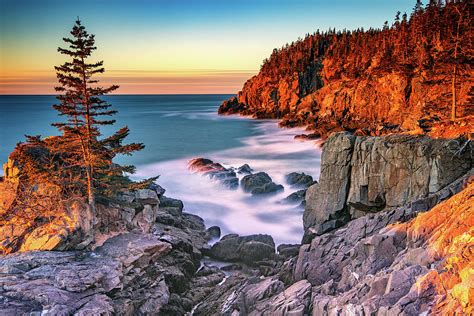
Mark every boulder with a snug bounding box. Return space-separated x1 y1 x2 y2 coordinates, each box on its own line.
206 226 221 240
285 172 314 188
189 158 239 189
282 189 306 205
241 172 284 195
208 234 275 265
135 189 159 205
237 164 253 174
277 244 300 258
159 196 184 213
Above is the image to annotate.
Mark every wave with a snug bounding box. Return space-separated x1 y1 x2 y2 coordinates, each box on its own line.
134 120 321 245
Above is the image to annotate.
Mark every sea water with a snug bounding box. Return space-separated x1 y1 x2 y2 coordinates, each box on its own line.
0 95 321 244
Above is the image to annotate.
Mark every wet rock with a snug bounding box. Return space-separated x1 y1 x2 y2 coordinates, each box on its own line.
206 226 221 240
285 172 314 188
282 189 306 205
208 234 275 265
159 196 184 212
241 172 284 195
277 244 300 258
189 158 239 189
237 163 253 174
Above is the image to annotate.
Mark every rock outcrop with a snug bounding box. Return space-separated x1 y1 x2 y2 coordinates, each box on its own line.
218 1 473 139
191 179 473 316
189 158 239 189
207 234 276 265
285 172 314 188
241 172 284 195
0 187 217 315
304 132 473 239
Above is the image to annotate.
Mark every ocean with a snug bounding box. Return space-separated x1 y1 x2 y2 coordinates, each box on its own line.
0 95 321 244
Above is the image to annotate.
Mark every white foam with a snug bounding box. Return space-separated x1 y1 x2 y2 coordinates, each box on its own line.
134 120 321 245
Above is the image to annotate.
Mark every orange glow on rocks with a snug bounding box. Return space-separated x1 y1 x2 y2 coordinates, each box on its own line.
405 181 474 314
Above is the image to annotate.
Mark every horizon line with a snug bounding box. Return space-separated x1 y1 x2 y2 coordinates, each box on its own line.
0 93 237 96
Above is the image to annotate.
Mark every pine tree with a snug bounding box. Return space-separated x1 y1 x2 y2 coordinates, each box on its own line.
53 18 147 216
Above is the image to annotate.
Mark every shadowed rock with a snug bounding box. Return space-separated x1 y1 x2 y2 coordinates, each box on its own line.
241 172 284 195
189 158 239 189
285 172 314 188
207 234 275 265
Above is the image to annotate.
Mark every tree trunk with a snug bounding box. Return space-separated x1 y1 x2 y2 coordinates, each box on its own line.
451 64 457 121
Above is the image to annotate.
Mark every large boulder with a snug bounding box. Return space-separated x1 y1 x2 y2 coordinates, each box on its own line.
208 234 275 265
285 172 314 188
241 172 284 195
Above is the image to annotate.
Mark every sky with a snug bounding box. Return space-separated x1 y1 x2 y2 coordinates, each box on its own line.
0 0 416 94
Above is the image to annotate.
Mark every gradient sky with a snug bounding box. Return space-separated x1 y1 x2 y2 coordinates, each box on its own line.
0 0 416 94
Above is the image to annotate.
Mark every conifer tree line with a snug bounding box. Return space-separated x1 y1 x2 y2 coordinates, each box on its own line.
260 0 472 120
15 19 156 218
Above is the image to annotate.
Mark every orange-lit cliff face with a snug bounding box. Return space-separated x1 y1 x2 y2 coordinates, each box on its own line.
219 1 473 138
402 182 473 314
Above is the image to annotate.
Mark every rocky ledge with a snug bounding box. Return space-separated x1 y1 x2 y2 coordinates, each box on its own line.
304 132 473 240
1 132 472 315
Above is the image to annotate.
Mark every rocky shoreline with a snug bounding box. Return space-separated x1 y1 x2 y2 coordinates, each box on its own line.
1 131 472 315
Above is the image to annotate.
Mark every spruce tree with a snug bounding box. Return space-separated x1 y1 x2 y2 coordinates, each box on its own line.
53 18 146 216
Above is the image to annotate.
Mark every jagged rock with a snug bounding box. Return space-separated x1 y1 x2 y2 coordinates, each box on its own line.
149 183 166 197
285 172 314 188
237 164 253 174
159 196 184 212
218 96 247 115
282 189 306 205
241 172 284 195
294 181 473 315
2 199 94 254
277 244 300 258
304 132 473 239
251 280 312 316
133 204 159 233
208 234 275 265
0 192 215 315
135 189 159 205
206 226 221 240
303 132 355 237
189 158 239 189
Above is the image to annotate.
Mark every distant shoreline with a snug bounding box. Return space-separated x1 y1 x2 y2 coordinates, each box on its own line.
0 93 237 96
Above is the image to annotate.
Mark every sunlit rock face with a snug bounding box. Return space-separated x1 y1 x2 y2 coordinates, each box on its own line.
304 132 473 239
0 158 19 212
219 59 473 138
292 181 473 315
401 182 474 314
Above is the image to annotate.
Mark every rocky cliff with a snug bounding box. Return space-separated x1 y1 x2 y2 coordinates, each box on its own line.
1 132 473 315
184 163 474 316
304 132 473 240
219 1 473 138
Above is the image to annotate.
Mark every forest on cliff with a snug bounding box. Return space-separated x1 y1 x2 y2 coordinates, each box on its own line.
221 0 473 137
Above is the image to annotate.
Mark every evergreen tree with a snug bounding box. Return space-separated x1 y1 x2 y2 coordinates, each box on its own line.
53 18 147 216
